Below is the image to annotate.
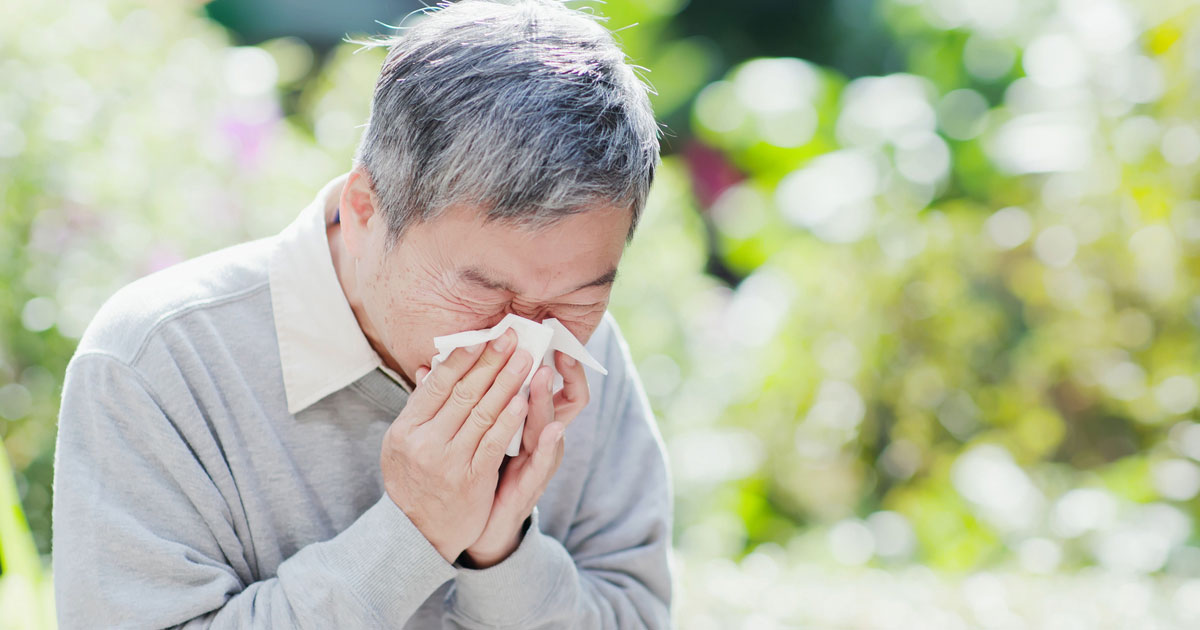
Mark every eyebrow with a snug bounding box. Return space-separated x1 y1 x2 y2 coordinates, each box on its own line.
459 266 617 295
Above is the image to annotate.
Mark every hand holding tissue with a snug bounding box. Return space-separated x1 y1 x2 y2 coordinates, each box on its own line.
430 314 607 456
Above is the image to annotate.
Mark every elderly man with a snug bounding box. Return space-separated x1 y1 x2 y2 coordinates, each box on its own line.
51 1 671 627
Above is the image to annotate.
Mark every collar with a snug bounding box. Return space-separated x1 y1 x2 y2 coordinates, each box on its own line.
269 174 410 414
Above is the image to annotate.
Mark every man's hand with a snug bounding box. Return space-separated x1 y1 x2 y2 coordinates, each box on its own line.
380 328 531 563
462 350 592 568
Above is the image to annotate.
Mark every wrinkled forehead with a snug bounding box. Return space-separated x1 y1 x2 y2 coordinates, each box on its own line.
406 202 631 300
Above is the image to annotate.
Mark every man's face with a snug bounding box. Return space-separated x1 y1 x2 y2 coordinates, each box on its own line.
347 186 631 384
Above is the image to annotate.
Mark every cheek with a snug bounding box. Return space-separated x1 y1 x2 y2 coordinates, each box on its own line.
387 286 490 336
387 288 506 363
358 260 395 324
554 309 607 345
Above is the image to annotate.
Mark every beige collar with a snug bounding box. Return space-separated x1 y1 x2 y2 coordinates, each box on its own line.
268 174 409 414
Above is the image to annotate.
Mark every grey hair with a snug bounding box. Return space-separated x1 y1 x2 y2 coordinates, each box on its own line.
354 0 659 247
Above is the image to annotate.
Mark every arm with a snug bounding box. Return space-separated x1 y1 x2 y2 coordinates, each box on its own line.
444 327 674 629
52 353 455 629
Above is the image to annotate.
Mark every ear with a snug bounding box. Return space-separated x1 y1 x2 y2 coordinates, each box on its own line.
339 166 380 259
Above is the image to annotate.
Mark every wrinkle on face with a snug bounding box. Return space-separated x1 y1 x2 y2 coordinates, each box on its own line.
349 198 631 381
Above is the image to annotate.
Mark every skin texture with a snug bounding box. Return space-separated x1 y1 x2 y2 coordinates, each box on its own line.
331 167 631 567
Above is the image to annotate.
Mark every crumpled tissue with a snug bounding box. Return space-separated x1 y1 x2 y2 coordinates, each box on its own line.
430 313 607 456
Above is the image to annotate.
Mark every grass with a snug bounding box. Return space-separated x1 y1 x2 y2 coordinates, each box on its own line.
0 438 54 630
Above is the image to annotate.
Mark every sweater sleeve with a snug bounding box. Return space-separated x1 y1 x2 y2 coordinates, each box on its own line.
52 352 456 629
444 322 674 629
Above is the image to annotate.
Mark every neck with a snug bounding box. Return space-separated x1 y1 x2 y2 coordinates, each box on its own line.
327 222 416 389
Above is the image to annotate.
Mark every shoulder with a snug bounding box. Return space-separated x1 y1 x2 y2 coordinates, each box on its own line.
579 312 656 439
75 237 276 366
583 312 634 383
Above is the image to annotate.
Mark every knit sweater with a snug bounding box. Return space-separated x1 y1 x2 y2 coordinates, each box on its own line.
51 180 673 629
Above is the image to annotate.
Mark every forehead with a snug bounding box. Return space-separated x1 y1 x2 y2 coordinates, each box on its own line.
404 203 632 300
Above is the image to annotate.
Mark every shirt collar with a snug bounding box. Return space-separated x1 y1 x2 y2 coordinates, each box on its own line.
269 174 410 415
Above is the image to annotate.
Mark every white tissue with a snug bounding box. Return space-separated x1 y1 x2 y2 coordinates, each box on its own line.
430 314 607 456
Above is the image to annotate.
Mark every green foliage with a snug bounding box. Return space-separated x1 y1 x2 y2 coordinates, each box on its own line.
0 439 53 629
4 0 1200 627
618 0 1200 582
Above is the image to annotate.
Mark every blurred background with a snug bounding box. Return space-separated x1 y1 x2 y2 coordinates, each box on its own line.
3 0 1200 627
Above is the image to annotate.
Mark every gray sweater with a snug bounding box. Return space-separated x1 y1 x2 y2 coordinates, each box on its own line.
51 226 672 627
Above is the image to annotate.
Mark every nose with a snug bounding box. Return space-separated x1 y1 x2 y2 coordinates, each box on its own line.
506 302 545 322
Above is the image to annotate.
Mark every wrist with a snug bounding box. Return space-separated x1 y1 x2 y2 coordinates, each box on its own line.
464 516 531 569
464 537 519 569
388 496 463 564
435 541 465 564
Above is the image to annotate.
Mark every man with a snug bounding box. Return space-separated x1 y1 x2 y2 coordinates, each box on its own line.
51 1 672 627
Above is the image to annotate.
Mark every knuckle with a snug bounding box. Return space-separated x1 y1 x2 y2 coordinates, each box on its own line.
482 437 506 460
483 343 510 365
412 445 435 467
449 380 476 408
502 366 528 389
394 412 422 433
467 407 495 432
423 376 449 400
410 436 441 461
465 460 482 480
392 439 415 461
383 421 406 444
391 428 416 451
500 404 523 427
518 474 540 497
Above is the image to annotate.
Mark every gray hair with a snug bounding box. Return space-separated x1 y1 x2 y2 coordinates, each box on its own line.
354 0 660 246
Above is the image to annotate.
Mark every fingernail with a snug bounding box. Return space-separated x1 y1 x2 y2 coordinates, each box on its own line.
561 354 576 367
546 375 553 394
467 343 484 354
494 330 513 352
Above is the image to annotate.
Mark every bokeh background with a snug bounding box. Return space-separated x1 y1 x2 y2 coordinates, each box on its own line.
3 0 1200 627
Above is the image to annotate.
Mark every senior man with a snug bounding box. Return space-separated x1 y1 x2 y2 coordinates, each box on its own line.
51 1 671 627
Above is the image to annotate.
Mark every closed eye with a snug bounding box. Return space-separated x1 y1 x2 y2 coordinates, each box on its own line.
549 302 606 318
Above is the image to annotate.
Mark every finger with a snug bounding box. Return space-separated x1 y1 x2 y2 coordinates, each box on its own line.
415 366 429 384
402 343 485 422
522 366 555 455
553 351 590 418
471 392 528 475
487 420 563 528
422 329 518 438
451 347 533 456
515 422 565 502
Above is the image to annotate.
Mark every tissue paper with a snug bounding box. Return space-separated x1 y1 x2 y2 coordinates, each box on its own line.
430 314 607 456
